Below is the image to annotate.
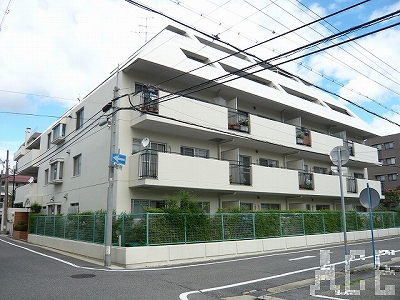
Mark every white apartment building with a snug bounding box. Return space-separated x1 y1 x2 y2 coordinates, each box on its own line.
14 25 382 215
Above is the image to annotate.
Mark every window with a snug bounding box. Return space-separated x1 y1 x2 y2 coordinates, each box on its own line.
47 133 51 149
52 123 66 144
384 141 394 149
76 108 84 129
313 166 327 174
198 202 210 213
259 158 279 168
388 173 398 181
50 160 64 184
261 203 280 210
44 169 49 185
375 175 385 182
386 157 396 165
373 144 382 150
131 199 164 214
68 203 79 214
240 202 253 211
180 146 209 158
316 205 330 211
73 154 82 176
354 172 364 179
132 139 166 154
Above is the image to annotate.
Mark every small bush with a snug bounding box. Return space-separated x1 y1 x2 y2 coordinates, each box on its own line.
14 220 28 231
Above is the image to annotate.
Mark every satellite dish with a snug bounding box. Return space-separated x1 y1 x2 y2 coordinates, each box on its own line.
141 137 150 148
28 177 34 184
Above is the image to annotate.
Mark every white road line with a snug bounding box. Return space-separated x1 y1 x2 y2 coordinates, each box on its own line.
311 294 348 300
289 255 316 261
180 265 320 300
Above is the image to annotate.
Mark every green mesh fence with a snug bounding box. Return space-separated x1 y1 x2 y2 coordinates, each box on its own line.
29 211 400 247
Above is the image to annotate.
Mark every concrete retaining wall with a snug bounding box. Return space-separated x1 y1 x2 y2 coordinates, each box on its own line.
28 228 400 268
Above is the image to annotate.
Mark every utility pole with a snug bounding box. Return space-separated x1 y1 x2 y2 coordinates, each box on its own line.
1 150 9 234
104 67 120 267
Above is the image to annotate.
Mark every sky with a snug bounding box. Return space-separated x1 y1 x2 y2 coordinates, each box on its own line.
1 0 400 168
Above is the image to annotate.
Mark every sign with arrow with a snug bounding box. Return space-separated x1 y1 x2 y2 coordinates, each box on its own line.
111 153 126 165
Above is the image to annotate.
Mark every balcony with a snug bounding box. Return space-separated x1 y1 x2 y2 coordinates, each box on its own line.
130 152 383 199
131 95 379 166
229 163 251 185
296 127 311 147
346 177 357 193
298 172 314 190
14 183 41 207
13 146 28 161
130 152 230 190
228 109 249 133
16 149 40 176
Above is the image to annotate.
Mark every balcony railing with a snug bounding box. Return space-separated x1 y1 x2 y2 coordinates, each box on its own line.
296 127 311 146
228 109 249 133
298 172 314 190
139 152 158 178
346 177 357 193
139 88 159 114
344 140 355 156
229 163 251 185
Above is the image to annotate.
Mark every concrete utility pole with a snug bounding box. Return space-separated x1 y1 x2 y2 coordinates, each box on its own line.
1 150 9 234
104 67 120 267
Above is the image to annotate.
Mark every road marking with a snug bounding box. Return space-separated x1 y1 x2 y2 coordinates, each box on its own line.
180 265 320 300
289 255 315 261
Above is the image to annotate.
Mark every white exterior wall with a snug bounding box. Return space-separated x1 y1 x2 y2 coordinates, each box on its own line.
14 25 383 215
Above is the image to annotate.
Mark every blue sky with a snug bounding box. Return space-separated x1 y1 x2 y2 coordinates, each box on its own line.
1 0 400 167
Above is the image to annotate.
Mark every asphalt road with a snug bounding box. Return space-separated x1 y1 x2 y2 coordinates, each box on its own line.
0 235 399 300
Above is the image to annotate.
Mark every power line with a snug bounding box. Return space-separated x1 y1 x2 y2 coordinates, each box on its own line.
119 10 400 128
0 89 77 101
0 0 13 32
0 111 63 119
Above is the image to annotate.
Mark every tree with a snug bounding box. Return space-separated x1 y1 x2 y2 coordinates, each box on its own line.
380 190 400 211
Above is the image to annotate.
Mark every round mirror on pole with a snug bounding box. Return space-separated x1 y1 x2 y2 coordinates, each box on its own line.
359 187 380 209
329 146 350 166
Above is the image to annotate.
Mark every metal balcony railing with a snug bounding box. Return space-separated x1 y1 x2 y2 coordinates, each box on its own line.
344 140 355 156
298 171 314 190
346 177 357 193
228 109 249 133
230 163 251 185
139 152 158 178
296 127 311 146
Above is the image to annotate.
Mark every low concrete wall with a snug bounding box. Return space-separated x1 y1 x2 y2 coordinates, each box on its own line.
28 228 400 268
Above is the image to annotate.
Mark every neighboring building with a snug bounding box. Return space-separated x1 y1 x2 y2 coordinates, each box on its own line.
0 173 32 205
0 171 31 231
366 133 400 193
13 25 382 215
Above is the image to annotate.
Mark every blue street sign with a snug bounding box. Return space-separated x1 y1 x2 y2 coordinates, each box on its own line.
111 153 126 165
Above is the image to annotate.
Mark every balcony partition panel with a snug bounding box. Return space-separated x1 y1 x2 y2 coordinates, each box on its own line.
353 142 379 164
252 165 299 194
250 115 295 147
310 131 343 155
159 96 228 130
